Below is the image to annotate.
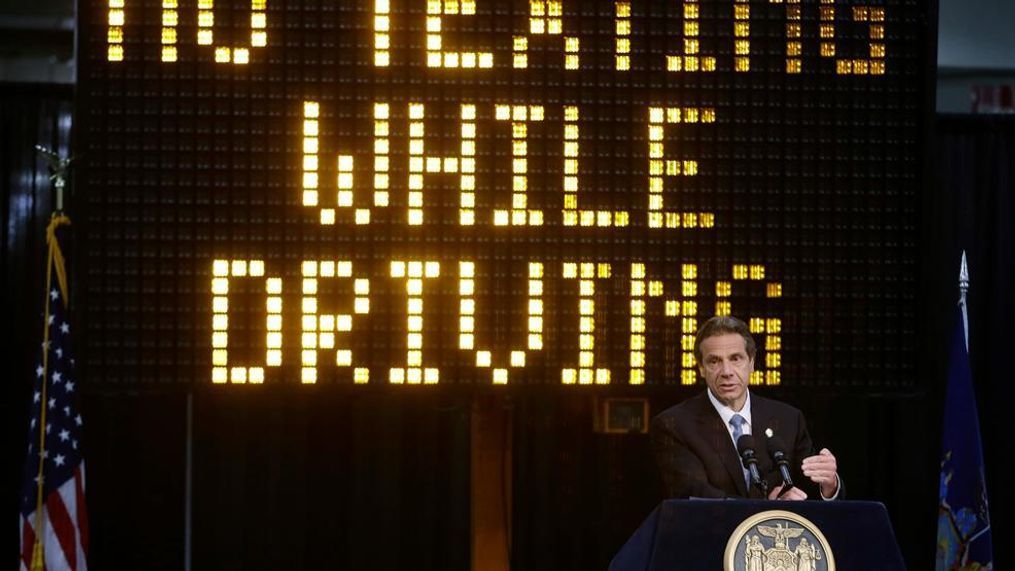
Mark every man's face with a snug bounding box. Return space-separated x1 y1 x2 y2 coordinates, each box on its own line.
698 332 753 411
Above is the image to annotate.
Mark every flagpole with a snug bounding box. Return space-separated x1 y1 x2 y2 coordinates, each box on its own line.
30 219 58 571
958 251 969 351
35 144 72 214
29 146 76 570
185 390 193 571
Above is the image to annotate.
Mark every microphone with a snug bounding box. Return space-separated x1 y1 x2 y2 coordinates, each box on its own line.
766 433 795 495
735 434 767 495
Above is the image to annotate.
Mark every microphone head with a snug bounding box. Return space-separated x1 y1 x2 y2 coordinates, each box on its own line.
736 434 757 457
767 434 789 456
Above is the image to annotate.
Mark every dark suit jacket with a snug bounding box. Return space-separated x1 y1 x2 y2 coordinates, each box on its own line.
650 390 843 500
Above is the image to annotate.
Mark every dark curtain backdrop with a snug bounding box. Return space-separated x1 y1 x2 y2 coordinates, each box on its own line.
1 84 73 570
85 389 474 570
934 115 1015 570
4 83 1011 570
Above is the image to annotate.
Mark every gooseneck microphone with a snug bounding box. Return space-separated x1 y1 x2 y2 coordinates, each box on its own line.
766 434 795 495
735 434 768 495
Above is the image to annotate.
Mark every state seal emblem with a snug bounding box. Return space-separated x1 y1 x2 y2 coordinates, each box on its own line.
724 510 835 571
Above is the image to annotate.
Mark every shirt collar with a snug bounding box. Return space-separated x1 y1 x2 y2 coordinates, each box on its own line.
707 388 752 429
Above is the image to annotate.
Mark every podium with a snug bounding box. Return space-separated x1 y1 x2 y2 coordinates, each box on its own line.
609 500 905 571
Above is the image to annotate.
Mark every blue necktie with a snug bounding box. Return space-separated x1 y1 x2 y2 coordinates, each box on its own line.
730 414 747 443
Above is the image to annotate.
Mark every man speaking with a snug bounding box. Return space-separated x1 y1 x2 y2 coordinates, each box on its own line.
650 316 842 500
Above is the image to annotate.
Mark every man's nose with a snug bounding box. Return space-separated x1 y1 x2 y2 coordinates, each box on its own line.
718 360 734 376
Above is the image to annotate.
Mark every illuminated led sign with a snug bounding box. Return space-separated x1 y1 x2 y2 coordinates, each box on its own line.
79 0 925 386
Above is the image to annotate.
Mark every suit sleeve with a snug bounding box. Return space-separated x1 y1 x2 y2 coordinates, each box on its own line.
650 416 730 499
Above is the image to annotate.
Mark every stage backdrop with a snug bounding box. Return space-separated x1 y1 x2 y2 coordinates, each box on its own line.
4 0 959 567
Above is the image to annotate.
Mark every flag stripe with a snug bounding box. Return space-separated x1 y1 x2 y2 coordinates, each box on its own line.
74 467 89 552
21 516 37 569
47 491 78 571
44 517 73 571
58 478 77 531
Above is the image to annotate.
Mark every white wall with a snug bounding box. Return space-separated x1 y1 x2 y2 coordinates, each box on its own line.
938 0 1015 70
937 0 1015 112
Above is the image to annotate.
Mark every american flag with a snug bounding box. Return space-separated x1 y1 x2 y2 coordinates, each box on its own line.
19 219 89 571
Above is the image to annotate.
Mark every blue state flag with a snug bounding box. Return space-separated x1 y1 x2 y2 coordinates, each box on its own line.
936 305 993 570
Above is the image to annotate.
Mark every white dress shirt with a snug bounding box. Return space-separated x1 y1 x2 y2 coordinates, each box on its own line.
706 388 752 488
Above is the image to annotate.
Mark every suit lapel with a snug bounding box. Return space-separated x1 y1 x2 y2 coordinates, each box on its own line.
751 396 781 489
693 394 748 497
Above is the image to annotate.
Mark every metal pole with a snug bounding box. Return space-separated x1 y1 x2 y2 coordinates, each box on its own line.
185 391 193 571
959 251 969 351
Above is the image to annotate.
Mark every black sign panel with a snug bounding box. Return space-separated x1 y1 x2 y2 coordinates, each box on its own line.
78 0 928 386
